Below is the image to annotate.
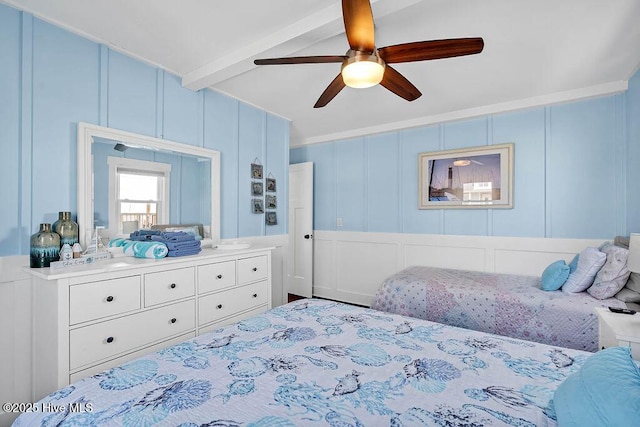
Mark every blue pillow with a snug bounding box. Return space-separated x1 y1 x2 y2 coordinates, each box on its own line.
554 347 640 427
541 260 570 291
568 253 579 274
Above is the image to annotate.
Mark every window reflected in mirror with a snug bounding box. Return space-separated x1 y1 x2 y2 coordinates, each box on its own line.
78 122 221 248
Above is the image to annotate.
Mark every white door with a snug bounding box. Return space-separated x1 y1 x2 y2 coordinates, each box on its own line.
288 162 314 298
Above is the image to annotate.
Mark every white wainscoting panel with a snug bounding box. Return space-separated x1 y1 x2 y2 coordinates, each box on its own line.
311 231 607 306
334 241 398 305
404 244 486 271
312 238 336 298
0 256 31 427
494 249 569 275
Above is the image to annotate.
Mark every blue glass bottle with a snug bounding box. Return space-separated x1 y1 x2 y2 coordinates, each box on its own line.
52 211 79 247
30 223 60 268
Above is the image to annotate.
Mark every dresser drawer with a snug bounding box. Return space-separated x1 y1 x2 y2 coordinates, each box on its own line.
199 306 267 334
70 300 195 370
199 281 268 325
198 260 236 293
237 255 268 285
69 276 141 325
145 267 195 306
69 332 196 383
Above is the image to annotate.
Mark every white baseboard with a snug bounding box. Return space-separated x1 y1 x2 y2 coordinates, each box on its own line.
311 231 606 306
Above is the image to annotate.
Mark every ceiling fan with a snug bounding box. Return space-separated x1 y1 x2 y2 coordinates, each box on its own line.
253 0 484 108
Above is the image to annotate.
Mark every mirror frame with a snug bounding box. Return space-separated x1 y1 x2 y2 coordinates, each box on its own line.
77 122 221 249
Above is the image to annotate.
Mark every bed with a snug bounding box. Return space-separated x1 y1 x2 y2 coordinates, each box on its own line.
14 298 598 427
370 266 626 352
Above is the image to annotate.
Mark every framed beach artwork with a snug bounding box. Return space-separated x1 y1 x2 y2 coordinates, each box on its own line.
266 177 276 192
251 163 263 179
251 181 264 196
252 198 264 214
418 143 514 209
265 211 277 226
265 195 277 209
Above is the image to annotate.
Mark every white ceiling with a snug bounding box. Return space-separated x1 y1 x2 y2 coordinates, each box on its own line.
4 0 640 145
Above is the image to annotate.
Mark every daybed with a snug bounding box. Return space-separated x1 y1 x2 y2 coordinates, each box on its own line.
370 266 625 352
13 298 628 427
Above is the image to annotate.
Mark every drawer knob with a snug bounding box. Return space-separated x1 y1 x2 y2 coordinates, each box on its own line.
170 318 177 324
170 283 176 289
217 274 223 279
106 296 114 302
106 336 114 343
217 304 223 309
252 293 258 298
252 267 258 272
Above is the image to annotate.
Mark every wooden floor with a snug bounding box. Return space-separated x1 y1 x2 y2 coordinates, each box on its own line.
287 293 306 303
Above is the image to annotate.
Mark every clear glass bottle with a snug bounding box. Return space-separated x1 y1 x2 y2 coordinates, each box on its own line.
52 211 79 247
30 223 60 268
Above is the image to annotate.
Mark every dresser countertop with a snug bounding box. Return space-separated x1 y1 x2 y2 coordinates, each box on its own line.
25 245 275 280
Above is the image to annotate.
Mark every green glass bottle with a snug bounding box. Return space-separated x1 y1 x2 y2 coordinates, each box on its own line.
30 223 60 268
52 211 79 247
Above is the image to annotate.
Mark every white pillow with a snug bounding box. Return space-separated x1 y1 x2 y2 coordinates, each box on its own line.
588 243 631 299
562 247 607 293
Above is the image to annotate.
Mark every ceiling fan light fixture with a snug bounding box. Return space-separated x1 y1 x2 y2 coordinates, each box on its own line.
341 53 385 88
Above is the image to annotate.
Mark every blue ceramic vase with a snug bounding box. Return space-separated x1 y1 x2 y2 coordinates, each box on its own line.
52 211 79 247
30 223 60 268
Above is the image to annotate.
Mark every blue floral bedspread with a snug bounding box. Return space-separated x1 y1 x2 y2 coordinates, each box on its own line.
370 266 626 352
15 299 591 427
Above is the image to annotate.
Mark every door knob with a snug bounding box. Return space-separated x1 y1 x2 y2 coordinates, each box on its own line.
304 234 313 239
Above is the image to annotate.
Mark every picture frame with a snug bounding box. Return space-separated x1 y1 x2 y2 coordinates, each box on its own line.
265 211 277 226
418 143 514 209
251 163 263 179
266 177 276 192
265 195 277 209
251 181 263 196
252 198 264 214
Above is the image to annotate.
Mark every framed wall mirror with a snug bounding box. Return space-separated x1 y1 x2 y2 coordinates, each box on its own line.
77 122 221 249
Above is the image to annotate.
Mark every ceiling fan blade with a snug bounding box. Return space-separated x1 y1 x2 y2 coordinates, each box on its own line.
314 74 346 108
380 65 422 102
378 38 484 63
342 0 375 52
254 55 347 65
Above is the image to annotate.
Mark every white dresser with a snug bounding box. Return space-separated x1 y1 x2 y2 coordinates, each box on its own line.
29 247 272 400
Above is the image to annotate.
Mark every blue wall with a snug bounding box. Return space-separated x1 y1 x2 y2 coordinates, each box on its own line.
627 70 640 234
291 77 640 239
0 5 289 256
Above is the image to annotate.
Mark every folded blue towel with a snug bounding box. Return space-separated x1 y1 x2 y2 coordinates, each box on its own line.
165 240 201 251
129 230 162 241
167 247 202 257
121 240 168 259
150 231 195 243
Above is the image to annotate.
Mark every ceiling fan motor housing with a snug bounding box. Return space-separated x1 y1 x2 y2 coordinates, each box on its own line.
341 50 386 88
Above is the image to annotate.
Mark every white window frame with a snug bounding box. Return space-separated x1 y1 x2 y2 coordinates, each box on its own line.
107 156 171 237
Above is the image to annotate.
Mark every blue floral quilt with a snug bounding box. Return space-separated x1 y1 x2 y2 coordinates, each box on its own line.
15 299 590 426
